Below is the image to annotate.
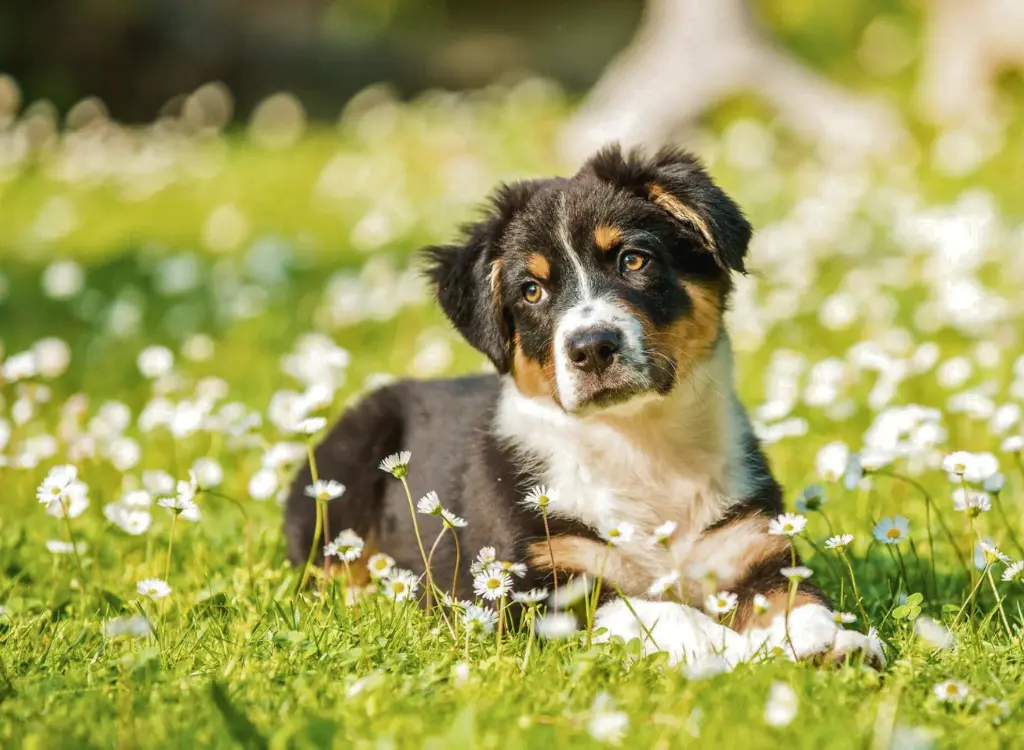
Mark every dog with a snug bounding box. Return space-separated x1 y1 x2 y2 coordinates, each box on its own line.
284 145 883 667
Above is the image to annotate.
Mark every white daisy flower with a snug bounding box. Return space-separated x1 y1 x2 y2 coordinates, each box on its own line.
496 560 527 578
794 485 826 513
914 616 954 649
470 546 497 575
983 473 1005 494
780 566 813 581
650 520 678 547
753 593 771 616
942 451 998 483
103 615 152 639
825 533 855 551
462 604 498 635
512 588 549 606
1000 435 1024 453
832 611 856 625
522 485 557 511
933 680 969 703
598 520 635 546
297 417 327 435
942 450 975 476
382 569 419 601
191 457 223 488
45 540 88 555
978 541 1011 566
325 529 364 563
873 516 910 545
588 694 629 745
378 451 411 478
137 578 172 600
815 441 850 482
764 682 798 727
304 479 346 503
647 570 681 597
367 552 395 579
1002 560 1024 582
704 591 738 615
473 568 512 601
768 513 807 536
952 487 991 516
36 464 78 504
536 612 578 639
441 509 468 528
416 491 442 515
142 470 176 497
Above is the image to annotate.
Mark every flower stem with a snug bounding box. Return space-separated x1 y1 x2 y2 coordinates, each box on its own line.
985 564 1016 646
784 544 799 661
496 594 506 657
952 562 989 628
164 513 178 583
586 544 611 649
451 529 461 618
296 498 323 595
521 607 537 672
541 508 558 603
840 550 870 624
306 443 331 597
398 476 435 612
63 513 87 583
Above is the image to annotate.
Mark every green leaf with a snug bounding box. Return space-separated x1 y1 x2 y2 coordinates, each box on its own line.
892 605 910 620
905 593 924 607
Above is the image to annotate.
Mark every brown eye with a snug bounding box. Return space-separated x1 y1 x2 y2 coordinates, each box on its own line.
620 252 647 273
522 281 544 303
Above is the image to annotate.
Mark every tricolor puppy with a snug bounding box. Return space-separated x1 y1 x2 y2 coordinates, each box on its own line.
285 146 882 666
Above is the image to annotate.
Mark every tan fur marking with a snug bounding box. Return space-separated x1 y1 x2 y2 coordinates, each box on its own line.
526 254 550 281
685 515 788 587
594 224 622 252
653 280 723 383
511 332 555 398
647 183 715 249
490 258 503 294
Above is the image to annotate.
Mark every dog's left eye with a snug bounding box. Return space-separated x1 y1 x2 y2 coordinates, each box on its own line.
522 281 546 304
620 252 648 273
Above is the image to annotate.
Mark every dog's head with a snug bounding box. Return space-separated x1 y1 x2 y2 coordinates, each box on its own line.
424 145 751 413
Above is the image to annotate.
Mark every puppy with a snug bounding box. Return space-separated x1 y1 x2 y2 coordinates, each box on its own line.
284 145 881 665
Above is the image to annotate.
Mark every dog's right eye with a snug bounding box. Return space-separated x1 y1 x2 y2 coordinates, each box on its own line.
522 281 545 304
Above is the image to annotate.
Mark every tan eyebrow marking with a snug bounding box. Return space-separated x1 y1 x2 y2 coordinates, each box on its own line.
490 258 503 293
594 224 622 252
647 183 716 250
526 253 551 281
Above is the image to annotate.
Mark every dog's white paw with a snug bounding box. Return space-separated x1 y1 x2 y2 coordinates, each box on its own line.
593 598 747 667
743 604 886 667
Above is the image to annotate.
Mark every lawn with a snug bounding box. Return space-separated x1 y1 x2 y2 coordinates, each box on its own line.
2 80 1024 749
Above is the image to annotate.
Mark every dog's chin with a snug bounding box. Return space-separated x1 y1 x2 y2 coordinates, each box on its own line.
562 378 661 417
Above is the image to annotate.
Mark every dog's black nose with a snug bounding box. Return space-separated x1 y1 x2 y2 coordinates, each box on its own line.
567 329 621 374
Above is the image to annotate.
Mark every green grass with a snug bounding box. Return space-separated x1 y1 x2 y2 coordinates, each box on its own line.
2 84 1024 749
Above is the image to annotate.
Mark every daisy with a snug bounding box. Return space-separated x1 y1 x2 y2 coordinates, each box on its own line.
512 588 549 606
764 682 798 727
815 441 850 482
647 570 680 597
842 452 864 489
588 694 629 745
942 451 998 483
416 491 442 515
46 540 88 555
914 616 954 649
473 568 512 601
470 546 497 575
598 520 636 546
439 592 473 610
1002 560 1024 582
933 680 969 703
296 417 327 435
367 553 395 579
650 520 678 547
462 605 498 635
832 611 856 625
536 612 578 639
768 513 807 536
441 509 468 528
941 450 975 476
378 451 411 478
142 470 176 496
35 464 79 505
496 560 527 578
304 479 346 503
325 529 364 562
780 566 813 581
705 591 738 615
952 487 991 516
983 473 1005 494
1000 435 1024 453
794 485 826 513
825 533 854 552
753 593 770 616
522 485 556 511
382 569 419 601
103 615 152 639
873 516 910 545
137 578 172 600
978 541 1011 566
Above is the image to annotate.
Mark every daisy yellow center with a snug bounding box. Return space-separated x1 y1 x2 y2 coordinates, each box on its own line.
487 578 500 590
372 560 387 570
50 487 61 496
393 582 406 594
886 528 901 540
945 684 959 696
717 599 727 607
954 464 966 474
608 529 621 538
783 523 794 532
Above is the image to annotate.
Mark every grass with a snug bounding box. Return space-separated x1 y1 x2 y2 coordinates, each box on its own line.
2 81 1024 749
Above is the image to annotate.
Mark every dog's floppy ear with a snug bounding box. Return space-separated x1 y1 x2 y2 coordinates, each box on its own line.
423 180 542 373
584 144 752 273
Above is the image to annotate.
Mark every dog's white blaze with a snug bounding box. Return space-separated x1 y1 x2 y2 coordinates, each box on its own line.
552 297 647 411
556 192 592 301
497 337 758 565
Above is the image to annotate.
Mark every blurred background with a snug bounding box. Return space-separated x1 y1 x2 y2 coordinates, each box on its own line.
0 0 1023 422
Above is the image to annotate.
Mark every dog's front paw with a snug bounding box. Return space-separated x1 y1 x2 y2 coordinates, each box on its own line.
745 604 886 669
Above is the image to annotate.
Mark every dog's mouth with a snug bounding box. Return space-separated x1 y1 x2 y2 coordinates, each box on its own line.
558 360 665 414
